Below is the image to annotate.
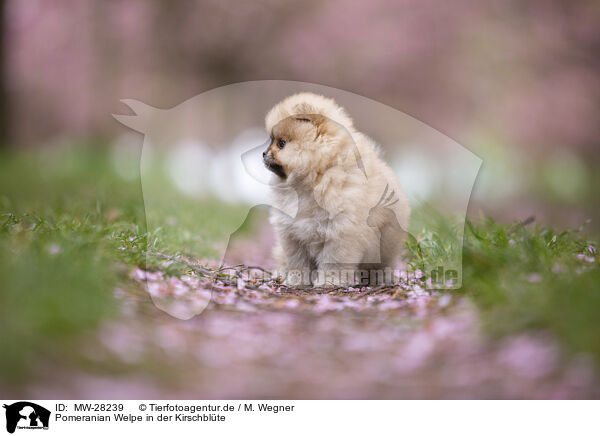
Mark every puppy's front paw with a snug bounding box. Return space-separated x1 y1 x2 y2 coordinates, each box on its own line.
284 270 302 286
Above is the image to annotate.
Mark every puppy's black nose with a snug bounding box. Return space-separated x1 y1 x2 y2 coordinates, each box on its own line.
262 151 267 158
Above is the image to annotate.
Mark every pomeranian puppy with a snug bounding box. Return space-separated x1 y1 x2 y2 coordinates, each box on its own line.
263 93 410 286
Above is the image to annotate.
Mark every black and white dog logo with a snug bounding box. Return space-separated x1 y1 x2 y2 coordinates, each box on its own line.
3 402 50 434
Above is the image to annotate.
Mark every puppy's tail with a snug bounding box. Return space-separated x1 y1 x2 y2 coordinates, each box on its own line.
356 132 384 158
371 142 384 158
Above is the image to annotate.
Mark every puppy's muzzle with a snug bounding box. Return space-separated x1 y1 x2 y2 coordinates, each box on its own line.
263 150 286 179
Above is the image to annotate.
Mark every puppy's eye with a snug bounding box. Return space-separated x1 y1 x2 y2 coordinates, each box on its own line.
277 139 286 149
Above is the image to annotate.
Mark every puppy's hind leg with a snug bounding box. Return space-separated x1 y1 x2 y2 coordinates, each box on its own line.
314 237 363 287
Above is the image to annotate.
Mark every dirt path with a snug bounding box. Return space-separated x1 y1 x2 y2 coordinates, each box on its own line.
8 258 595 399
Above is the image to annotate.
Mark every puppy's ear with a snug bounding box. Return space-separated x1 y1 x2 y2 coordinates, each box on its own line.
293 112 329 138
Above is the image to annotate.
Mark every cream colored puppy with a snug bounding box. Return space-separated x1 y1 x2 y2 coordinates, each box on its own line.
263 93 410 286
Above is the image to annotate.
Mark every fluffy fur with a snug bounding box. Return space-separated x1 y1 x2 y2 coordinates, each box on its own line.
263 93 410 286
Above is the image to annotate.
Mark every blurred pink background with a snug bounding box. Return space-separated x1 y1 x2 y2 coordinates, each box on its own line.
3 0 599 228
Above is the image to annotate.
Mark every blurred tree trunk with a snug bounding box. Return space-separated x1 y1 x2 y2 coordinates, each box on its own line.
0 0 9 147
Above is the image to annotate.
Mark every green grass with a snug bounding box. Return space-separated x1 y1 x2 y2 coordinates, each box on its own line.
0 145 248 380
408 216 600 362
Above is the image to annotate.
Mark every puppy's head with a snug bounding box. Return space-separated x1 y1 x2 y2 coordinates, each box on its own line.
263 93 355 181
